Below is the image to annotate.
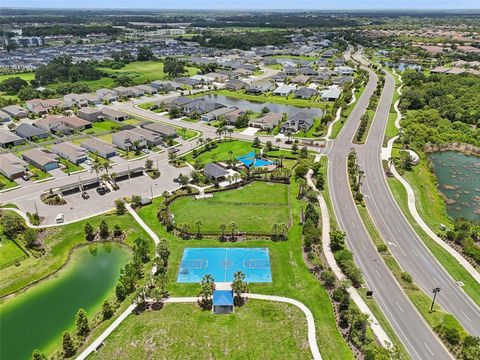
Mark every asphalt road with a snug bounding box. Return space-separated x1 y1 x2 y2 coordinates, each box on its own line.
359 65 480 335
327 48 452 360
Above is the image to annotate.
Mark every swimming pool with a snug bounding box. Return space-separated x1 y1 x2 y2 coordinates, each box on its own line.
237 151 275 168
177 248 272 283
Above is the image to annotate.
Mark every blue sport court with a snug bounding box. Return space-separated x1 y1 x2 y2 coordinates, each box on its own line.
177 248 272 283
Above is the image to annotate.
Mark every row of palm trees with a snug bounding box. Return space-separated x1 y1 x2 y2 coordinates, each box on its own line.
91 155 113 184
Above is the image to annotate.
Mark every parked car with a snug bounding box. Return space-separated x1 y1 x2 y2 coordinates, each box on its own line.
56 213 64 223
81 192 90 199
85 159 93 166
96 187 106 195
21 175 30 181
142 149 150 154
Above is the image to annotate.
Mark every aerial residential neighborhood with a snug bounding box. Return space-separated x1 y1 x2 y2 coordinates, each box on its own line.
0 3 479 360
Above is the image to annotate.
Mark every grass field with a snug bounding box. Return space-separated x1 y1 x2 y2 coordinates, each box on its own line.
0 72 35 82
170 182 290 233
0 234 27 269
98 61 199 85
90 301 311 360
0 212 149 298
183 140 255 164
136 179 354 359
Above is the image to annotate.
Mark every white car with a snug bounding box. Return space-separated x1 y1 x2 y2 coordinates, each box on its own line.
55 213 65 223
142 149 150 154
85 159 93 166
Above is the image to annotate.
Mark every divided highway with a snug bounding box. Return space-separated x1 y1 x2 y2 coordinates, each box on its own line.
327 49 452 360
359 65 480 335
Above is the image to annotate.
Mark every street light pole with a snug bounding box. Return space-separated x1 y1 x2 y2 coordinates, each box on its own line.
430 287 441 312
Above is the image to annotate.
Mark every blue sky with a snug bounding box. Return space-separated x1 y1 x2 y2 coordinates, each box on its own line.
2 1 479 9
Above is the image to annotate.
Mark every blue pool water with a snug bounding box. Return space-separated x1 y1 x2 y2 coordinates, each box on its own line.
177 248 272 283
237 151 275 168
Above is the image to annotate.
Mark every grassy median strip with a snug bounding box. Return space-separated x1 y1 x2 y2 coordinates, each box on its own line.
330 85 366 140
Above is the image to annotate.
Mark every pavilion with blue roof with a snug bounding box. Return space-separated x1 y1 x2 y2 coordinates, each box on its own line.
212 290 234 314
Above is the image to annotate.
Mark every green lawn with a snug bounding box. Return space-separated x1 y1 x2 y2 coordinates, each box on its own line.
58 158 84 174
0 72 35 82
84 121 120 135
136 179 354 359
0 174 18 190
28 165 52 181
97 61 200 84
0 234 27 269
0 212 149 298
90 301 311 360
330 86 365 140
170 182 290 234
183 140 254 164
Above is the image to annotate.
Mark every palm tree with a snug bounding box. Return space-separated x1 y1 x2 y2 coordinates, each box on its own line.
296 178 307 198
275 137 281 149
219 224 227 240
92 162 102 181
227 127 233 139
132 140 141 155
102 160 112 177
195 220 203 239
278 154 284 168
215 127 223 138
229 222 238 239
197 137 204 147
271 223 279 240
279 224 288 240
388 157 394 172
100 173 110 184
228 150 233 162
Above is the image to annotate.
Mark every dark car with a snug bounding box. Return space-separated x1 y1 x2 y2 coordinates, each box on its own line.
81 192 90 199
96 187 106 195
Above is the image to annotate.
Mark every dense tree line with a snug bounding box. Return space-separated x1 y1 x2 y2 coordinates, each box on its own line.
22 25 122 37
191 31 291 50
444 218 480 266
35 55 103 85
399 71 480 148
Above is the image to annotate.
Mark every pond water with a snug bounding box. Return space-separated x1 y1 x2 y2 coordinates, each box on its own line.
0 243 130 360
201 94 323 118
428 151 480 221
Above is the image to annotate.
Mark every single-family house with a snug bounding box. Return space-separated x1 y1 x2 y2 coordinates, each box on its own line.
232 68 253 77
81 138 117 159
273 84 296 97
140 122 177 139
246 80 274 95
321 87 341 101
129 87 144 97
283 65 297 76
182 99 222 116
168 96 194 110
96 89 118 103
51 142 88 164
291 75 310 85
298 66 317 76
78 107 104 122
204 163 229 182
225 79 248 91
14 123 49 141
204 72 229 82
0 153 28 180
101 108 130 121
129 127 164 147
281 111 316 133
83 93 101 106
0 110 11 122
332 76 354 86
112 129 147 151
0 129 25 148
248 112 283 131
175 77 201 87
223 108 246 125
134 84 157 95
150 80 180 92
64 94 88 108
295 87 317 99
190 74 215 84
113 86 133 98
22 148 59 171
35 115 92 134
26 98 63 115
335 66 354 75
201 107 239 122
2 105 28 119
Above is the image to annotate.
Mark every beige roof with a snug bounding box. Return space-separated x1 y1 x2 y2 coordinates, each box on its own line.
22 148 59 167
51 141 87 160
0 153 27 178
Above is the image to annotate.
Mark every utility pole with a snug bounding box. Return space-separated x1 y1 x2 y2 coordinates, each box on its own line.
150 184 153 200
34 201 39 217
430 287 441 312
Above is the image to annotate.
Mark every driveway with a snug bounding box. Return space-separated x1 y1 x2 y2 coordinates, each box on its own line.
111 156 127 164
48 168 68 178
240 127 260 136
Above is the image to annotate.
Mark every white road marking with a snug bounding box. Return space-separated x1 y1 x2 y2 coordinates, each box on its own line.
352 222 356 229
396 301 404 312
376 269 382 278
424 343 434 356
461 311 471 322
